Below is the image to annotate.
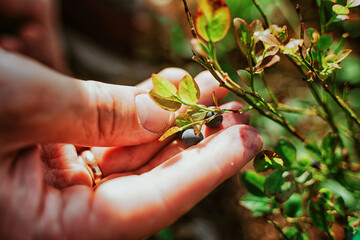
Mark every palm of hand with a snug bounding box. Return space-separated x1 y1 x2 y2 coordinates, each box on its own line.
0 62 262 239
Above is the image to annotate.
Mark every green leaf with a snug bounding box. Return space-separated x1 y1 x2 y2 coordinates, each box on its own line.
271 25 288 43
237 69 252 87
240 193 273 217
195 0 231 42
281 39 304 55
159 126 182 141
257 32 281 47
264 170 295 203
304 140 323 162
234 18 253 57
320 179 356 208
175 113 193 127
319 188 332 202
240 171 266 196
322 132 337 156
274 138 296 167
295 169 313 184
284 193 303 218
306 28 320 44
284 227 308 240
254 55 280 71
149 90 182 112
253 150 284 172
179 75 200 104
316 34 333 51
187 106 207 121
335 49 352 63
308 198 335 231
323 54 339 69
332 4 350 15
156 228 174 240
297 157 311 168
152 73 178 97
305 28 320 44
250 19 264 32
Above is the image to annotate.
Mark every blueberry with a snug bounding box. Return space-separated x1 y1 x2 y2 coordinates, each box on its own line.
311 159 321 169
181 128 204 147
205 106 223 128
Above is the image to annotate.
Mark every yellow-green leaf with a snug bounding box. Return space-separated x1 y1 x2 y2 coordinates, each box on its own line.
179 75 200 104
175 113 193 127
281 39 303 55
152 73 178 98
149 90 182 112
195 0 231 42
237 69 252 87
187 106 207 121
159 126 181 141
332 4 350 15
335 49 352 63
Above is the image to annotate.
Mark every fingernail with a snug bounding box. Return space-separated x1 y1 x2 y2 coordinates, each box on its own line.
135 94 173 134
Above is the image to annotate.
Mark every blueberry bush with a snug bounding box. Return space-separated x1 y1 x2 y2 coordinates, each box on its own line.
149 0 360 239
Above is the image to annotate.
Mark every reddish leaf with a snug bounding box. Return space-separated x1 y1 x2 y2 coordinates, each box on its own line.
234 18 253 57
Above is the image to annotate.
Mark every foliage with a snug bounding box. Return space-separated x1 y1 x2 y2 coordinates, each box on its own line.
150 0 360 238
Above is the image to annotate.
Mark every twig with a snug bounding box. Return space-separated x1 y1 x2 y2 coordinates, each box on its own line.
251 0 270 28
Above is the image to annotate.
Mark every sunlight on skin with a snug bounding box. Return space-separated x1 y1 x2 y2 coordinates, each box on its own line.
0 51 262 239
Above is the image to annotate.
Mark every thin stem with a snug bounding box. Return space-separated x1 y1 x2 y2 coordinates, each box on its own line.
286 53 340 136
325 14 338 28
326 229 335 240
251 0 270 28
323 84 360 128
260 71 279 106
182 0 197 38
211 69 306 142
268 219 290 240
319 0 326 33
298 50 360 129
277 103 319 116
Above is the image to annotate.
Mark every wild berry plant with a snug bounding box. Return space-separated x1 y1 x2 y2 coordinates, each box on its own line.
150 0 360 238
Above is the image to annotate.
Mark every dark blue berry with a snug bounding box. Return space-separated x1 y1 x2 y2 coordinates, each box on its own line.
181 128 204 147
311 159 321 169
205 107 223 128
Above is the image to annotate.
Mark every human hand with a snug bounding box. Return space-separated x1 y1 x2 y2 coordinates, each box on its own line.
0 0 67 72
0 49 262 239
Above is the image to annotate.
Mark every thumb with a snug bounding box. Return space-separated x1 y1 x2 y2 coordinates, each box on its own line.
0 50 174 151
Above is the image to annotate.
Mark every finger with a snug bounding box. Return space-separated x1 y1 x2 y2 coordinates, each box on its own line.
40 144 92 188
132 101 251 175
0 51 177 150
91 140 170 177
19 21 68 72
93 74 230 176
0 35 24 52
194 70 228 106
137 67 189 90
90 125 262 239
205 101 250 137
